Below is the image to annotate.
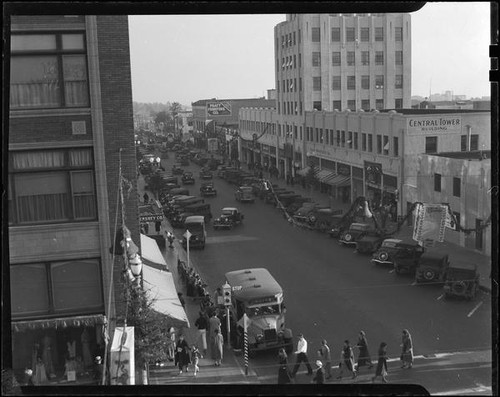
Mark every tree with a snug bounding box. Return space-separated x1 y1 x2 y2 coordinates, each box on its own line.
154 111 169 125
305 162 319 191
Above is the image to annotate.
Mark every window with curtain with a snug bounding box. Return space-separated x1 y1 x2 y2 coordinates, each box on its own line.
9 148 96 224
10 32 89 109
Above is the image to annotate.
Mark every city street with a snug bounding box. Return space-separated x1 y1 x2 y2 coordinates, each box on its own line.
156 152 492 394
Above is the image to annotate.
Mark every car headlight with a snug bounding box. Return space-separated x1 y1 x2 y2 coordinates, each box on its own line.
255 334 264 342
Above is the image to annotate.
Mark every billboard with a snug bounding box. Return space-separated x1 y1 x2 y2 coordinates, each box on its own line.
207 101 231 116
413 204 447 243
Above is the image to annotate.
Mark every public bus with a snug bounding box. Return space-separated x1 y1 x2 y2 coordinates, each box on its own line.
224 268 292 354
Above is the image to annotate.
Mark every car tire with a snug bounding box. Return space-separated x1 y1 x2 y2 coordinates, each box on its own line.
423 269 436 281
344 233 353 242
379 251 389 261
452 281 466 295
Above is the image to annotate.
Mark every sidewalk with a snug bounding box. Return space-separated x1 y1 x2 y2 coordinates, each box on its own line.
240 164 492 293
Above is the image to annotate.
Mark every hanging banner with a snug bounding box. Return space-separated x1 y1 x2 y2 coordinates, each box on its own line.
413 204 447 243
110 327 135 385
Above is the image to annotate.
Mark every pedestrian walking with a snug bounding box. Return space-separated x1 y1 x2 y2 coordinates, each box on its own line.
191 345 202 376
312 360 325 384
337 340 357 379
143 192 149 203
400 329 414 369
155 220 162 235
209 311 221 359
213 329 224 366
291 333 313 377
355 331 373 370
194 311 208 356
277 348 292 384
372 342 388 383
317 339 332 380
166 327 176 362
174 335 191 374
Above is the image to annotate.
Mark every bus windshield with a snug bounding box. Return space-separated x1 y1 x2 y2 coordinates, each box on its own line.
245 304 280 317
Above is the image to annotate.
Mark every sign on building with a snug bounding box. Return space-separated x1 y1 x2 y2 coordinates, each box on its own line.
407 116 462 135
413 204 447 243
207 102 231 116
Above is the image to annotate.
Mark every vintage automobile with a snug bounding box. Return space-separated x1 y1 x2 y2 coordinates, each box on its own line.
338 222 377 246
170 211 193 228
172 163 184 175
356 234 387 255
308 208 343 231
371 238 425 273
327 215 352 238
293 202 329 223
415 253 450 284
235 186 256 203
443 265 480 300
200 182 217 197
184 202 212 221
199 168 213 180
265 189 295 204
285 196 313 215
181 215 206 249
213 207 244 230
181 171 195 185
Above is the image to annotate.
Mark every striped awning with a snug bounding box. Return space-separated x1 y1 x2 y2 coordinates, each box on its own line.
323 173 351 186
317 170 336 183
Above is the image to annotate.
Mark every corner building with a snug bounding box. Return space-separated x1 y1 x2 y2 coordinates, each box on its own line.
7 15 138 383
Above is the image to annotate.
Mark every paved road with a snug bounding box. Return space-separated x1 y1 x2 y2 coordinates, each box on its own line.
154 150 492 393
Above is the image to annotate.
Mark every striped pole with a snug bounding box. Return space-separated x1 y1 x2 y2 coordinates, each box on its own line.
244 330 248 375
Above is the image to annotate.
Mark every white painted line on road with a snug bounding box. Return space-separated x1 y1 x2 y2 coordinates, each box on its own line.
388 269 395 274
467 301 483 318
411 281 417 286
437 294 444 300
432 385 491 395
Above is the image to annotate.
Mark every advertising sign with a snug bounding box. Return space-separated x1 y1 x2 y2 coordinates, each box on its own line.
207 102 231 116
413 204 447 243
110 327 135 385
407 116 462 135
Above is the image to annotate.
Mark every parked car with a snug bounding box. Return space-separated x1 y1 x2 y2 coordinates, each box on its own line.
172 163 184 175
285 196 313 215
355 234 386 255
213 207 244 230
200 182 217 197
443 265 480 300
415 253 450 284
181 171 195 185
199 168 213 180
371 238 425 273
293 202 329 223
179 156 190 166
184 202 212 221
338 222 377 246
235 186 256 203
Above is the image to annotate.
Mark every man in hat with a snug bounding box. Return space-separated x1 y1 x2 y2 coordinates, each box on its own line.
312 360 325 384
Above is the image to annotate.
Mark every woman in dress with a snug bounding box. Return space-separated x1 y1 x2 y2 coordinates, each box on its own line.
213 329 224 366
400 329 414 369
337 340 357 379
355 331 373 370
372 342 388 383
277 348 292 384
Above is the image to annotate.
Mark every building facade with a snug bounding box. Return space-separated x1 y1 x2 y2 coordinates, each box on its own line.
7 15 137 381
416 152 491 255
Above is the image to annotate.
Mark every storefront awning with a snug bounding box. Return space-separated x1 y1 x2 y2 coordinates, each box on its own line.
296 167 315 177
140 233 168 269
142 264 190 328
12 314 105 332
317 170 336 183
323 174 351 187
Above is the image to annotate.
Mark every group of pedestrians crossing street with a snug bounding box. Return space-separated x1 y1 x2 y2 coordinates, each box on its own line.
277 329 414 384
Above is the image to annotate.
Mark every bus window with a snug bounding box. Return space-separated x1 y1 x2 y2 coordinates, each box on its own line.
246 304 280 317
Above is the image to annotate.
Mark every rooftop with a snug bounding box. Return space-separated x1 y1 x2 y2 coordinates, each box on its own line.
432 150 491 160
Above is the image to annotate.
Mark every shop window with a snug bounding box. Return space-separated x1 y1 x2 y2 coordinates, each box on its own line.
425 136 438 153
453 177 461 197
434 173 441 192
10 32 89 109
9 148 96 224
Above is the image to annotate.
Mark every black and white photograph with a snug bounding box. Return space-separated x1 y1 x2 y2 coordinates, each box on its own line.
2 2 496 395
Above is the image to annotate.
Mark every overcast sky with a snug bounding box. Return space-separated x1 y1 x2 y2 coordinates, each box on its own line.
128 2 491 106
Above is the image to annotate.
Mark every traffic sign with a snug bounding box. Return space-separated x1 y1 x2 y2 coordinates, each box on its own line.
183 230 192 239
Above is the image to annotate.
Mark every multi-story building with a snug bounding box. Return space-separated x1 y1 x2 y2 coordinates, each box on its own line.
7 15 138 382
175 110 193 141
